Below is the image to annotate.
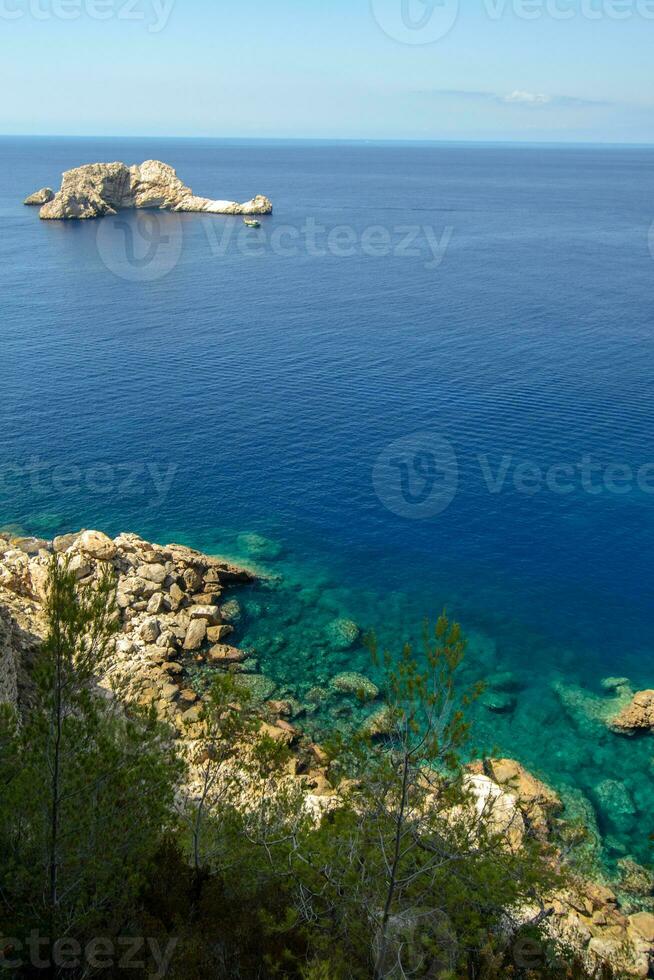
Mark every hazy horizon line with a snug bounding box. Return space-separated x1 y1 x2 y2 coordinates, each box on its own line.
2 132 654 149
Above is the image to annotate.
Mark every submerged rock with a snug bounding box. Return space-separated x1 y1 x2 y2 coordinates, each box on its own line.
324 618 361 651
33 159 272 221
237 674 277 703
479 691 516 714
236 533 282 561
601 676 632 694
552 678 633 735
555 785 603 868
593 779 637 835
361 705 395 738
220 599 242 624
617 858 654 897
330 672 379 701
486 670 525 693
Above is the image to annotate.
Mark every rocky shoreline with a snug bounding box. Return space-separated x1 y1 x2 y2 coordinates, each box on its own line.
24 160 273 220
1 527 653 976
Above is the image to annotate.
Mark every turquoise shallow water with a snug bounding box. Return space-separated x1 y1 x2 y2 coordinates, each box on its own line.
1 137 654 868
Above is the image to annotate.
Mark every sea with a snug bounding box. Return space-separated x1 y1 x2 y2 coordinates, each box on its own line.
2 135 654 867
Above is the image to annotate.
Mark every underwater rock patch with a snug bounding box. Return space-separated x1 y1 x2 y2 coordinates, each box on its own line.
360 705 395 738
236 673 278 703
221 599 242 623
479 691 516 714
330 672 379 701
324 618 361 651
593 779 637 836
237 533 283 561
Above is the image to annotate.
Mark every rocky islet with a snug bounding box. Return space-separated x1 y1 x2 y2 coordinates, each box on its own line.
24 159 273 220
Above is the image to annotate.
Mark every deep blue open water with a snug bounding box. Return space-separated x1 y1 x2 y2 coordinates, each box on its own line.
2 136 654 865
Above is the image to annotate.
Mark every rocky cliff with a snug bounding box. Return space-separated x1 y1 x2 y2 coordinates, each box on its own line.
24 160 273 220
0 528 652 976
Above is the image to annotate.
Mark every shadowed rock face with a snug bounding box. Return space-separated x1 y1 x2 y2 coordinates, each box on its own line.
23 187 54 206
30 160 273 220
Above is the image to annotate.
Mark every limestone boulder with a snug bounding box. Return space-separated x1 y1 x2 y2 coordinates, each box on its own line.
139 618 161 644
629 912 654 944
189 604 222 626
483 758 563 837
74 530 117 561
24 187 54 206
463 774 525 852
183 619 207 651
206 644 246 665
609 690 654 734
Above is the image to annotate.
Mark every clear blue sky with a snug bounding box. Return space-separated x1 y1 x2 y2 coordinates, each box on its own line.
2 0 653 142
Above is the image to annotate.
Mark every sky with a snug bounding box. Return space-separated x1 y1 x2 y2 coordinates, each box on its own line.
1 0 653 143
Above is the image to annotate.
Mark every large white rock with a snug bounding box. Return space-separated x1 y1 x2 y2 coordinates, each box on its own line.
74 530 117 561
35 160 273 221
463 774 525 851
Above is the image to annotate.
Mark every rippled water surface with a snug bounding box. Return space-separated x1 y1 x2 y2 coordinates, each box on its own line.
2 136 654 864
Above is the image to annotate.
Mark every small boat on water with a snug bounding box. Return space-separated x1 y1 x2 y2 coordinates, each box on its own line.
243 218 261 228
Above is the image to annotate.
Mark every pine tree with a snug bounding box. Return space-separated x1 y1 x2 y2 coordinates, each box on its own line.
0 555 181 970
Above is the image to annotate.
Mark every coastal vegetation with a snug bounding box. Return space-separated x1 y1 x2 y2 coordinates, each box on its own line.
0 550 637 978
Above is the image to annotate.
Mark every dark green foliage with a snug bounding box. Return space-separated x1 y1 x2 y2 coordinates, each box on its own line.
0 572 608 979
0 557 181 969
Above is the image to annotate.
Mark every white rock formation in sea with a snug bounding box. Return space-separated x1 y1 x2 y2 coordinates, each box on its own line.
23 187 55 206
29 160 273 220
